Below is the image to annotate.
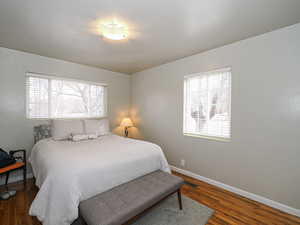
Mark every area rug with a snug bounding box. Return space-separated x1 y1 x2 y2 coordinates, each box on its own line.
131 195 214 225
72 195 214 225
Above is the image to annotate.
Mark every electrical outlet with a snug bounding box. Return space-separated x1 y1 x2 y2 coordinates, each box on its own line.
180 159 186 167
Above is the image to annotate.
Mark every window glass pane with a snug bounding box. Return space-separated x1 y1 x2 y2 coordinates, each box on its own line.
27 77 49 118
51 80 89 118
26 74 107 119
51 80 105 118
90 85 105 117
184 68 231 139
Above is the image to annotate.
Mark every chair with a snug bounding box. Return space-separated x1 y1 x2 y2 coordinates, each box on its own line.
0 149 27 187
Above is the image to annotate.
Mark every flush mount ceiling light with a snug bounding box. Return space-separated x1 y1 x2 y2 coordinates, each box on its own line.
100 21 128 40
89 17 137 42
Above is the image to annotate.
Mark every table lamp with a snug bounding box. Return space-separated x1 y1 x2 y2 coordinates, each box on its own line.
120 118 133 137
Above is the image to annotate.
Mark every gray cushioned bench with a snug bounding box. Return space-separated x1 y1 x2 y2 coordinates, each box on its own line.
79 170 184 225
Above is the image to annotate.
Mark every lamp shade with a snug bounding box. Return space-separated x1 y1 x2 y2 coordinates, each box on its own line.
120 118 133 127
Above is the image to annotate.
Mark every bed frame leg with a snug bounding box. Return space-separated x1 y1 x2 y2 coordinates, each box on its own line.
177 189 182 210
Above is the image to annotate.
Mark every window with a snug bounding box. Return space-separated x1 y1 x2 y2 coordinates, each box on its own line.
26 73 107 119
183 68 231 141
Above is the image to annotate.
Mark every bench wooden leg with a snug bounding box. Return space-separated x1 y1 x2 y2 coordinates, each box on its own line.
177 189 182 210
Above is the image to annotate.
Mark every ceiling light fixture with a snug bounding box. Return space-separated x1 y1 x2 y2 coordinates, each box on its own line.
101 21 128 40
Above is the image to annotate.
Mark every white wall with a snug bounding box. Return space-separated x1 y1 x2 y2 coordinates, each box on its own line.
131 23 300 209
0 47 130 157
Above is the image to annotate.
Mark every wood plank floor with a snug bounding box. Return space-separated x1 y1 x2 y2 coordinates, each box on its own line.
1 173 300 225
174 172 300 225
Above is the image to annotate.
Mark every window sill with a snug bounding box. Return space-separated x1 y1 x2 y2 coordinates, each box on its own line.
183 133 230 142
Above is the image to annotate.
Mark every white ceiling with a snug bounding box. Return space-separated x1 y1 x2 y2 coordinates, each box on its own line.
1 0 300 74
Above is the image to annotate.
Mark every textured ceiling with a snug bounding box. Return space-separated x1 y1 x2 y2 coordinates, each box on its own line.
1 0 300 74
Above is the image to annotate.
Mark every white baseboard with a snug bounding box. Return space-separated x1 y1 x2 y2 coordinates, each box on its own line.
170 165 300 218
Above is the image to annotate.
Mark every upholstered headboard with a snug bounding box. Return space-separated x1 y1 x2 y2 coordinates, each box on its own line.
34 124 51 143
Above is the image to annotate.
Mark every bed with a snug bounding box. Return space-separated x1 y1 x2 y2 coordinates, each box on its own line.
29 121 170 225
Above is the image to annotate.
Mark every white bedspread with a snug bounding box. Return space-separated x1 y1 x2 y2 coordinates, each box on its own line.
29 135 170 225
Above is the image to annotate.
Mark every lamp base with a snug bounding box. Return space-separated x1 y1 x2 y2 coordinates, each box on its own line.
124 127 129 137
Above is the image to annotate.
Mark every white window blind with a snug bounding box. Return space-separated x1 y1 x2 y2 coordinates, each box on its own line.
183 68 231 140
26 74 107 119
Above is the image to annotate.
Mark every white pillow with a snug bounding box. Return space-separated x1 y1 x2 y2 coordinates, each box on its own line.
51 120 84 140
84 119 110 136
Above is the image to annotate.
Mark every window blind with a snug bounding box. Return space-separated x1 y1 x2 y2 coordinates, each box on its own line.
26 74 107 119
183 68 231 140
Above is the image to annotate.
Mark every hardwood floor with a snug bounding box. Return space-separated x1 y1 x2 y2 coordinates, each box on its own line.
174 172 300 225
0 179 40 225
1 173 300 225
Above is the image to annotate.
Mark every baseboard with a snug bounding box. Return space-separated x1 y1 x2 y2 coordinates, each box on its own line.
0 172 33 186
170 165 300 218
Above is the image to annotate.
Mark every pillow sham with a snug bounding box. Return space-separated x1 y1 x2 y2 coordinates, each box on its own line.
51 119 84 140
84 119 110 136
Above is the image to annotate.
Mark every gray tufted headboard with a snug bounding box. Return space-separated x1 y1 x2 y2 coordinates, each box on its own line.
34 124 52 143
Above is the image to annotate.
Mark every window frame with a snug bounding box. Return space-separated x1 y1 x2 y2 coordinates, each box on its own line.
183 67 232 142
26 72 108 120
